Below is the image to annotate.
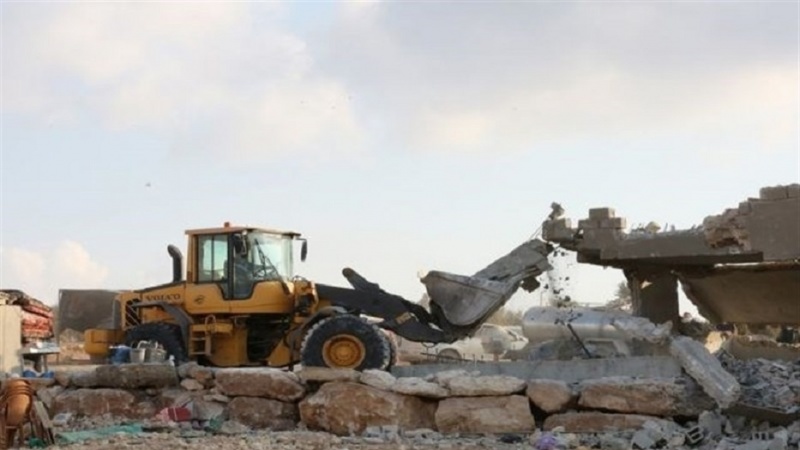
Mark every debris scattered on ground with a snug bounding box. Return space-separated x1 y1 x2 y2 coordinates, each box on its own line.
717 350 800 414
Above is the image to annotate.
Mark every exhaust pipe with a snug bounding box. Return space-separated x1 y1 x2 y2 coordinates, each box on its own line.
167 245 183 282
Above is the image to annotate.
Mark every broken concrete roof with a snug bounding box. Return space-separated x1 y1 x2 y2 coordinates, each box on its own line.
543 184 799 265
542 184 800 325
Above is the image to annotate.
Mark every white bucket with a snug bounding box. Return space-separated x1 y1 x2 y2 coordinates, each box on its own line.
129 344 147 364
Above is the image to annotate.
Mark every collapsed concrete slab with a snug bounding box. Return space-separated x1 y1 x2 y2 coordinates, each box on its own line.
670 336 741 409
392 356 683 382
542 184 800 326
577 377 715 417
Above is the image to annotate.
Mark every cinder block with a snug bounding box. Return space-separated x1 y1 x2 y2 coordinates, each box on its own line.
578 219 601 230
759 186 789 200
542 219 574 240
588 208 616 220
787 184 800 198
600 217 627 229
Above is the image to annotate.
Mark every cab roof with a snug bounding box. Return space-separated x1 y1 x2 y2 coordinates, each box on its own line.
185 225 301 238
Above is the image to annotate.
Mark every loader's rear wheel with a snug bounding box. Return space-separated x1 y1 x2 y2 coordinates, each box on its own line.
301 315 391 370
125 322 188 363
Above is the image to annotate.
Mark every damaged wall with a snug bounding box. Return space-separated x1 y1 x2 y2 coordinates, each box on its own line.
542 184 800 326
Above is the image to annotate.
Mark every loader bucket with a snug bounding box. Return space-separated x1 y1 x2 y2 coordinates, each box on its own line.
422 239 553 338
422 272 517 327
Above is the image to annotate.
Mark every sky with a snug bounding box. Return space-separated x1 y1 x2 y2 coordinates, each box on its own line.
0 2 798 317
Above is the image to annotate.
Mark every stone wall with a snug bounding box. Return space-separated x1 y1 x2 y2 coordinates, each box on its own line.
36 363 723 436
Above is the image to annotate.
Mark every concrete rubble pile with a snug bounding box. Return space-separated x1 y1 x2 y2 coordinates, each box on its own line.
3 340 789 450
717 350 800 414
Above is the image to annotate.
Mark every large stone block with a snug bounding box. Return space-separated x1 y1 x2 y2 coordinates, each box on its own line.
227 397 297 430
578 377 714 417
543 412 672 433
443 375 526 396
360 369 397 391
215 368 305 402
435 396 535 434
392 377 449 399
52 388 153 419
299 382 436 436
95 364 178 389
526 379 574 413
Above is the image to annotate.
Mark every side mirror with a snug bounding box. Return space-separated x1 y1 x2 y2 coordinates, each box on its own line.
300 240 308 262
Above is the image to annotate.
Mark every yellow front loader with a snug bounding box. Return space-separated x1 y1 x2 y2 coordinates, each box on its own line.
84 223 552 370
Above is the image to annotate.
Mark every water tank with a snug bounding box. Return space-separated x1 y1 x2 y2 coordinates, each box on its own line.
521 306 631 344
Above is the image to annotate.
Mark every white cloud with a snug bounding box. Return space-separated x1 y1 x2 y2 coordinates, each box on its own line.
2 2 796 158
319 2 798 154
2 3 362 158
0 241 108 303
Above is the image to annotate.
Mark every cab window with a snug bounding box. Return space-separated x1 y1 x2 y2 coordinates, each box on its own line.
197 234 228 282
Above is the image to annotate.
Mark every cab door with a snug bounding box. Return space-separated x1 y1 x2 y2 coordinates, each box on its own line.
185 233 233 314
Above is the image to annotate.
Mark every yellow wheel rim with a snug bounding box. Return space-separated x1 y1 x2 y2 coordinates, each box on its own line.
322 334 366 368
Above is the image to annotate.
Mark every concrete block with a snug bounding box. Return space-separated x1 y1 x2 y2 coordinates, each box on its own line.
669 336 741 409
542 218 574 241
759 186 789 200
600 217 627 230
578 219 601 230
589 208 616 220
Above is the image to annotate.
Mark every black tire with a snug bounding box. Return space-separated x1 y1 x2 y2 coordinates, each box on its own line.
125 322 188 363
301 315 391 371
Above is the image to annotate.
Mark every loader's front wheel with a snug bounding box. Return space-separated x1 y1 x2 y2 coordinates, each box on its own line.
301 315 391 371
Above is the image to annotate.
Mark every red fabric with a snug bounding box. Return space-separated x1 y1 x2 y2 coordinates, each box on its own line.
155 407 192 423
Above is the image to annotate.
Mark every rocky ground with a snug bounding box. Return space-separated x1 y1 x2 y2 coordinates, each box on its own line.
45 428 536 450
42 418 800 450
5 334 798 450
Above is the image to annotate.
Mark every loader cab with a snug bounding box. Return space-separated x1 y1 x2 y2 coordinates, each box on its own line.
187 225 304 301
